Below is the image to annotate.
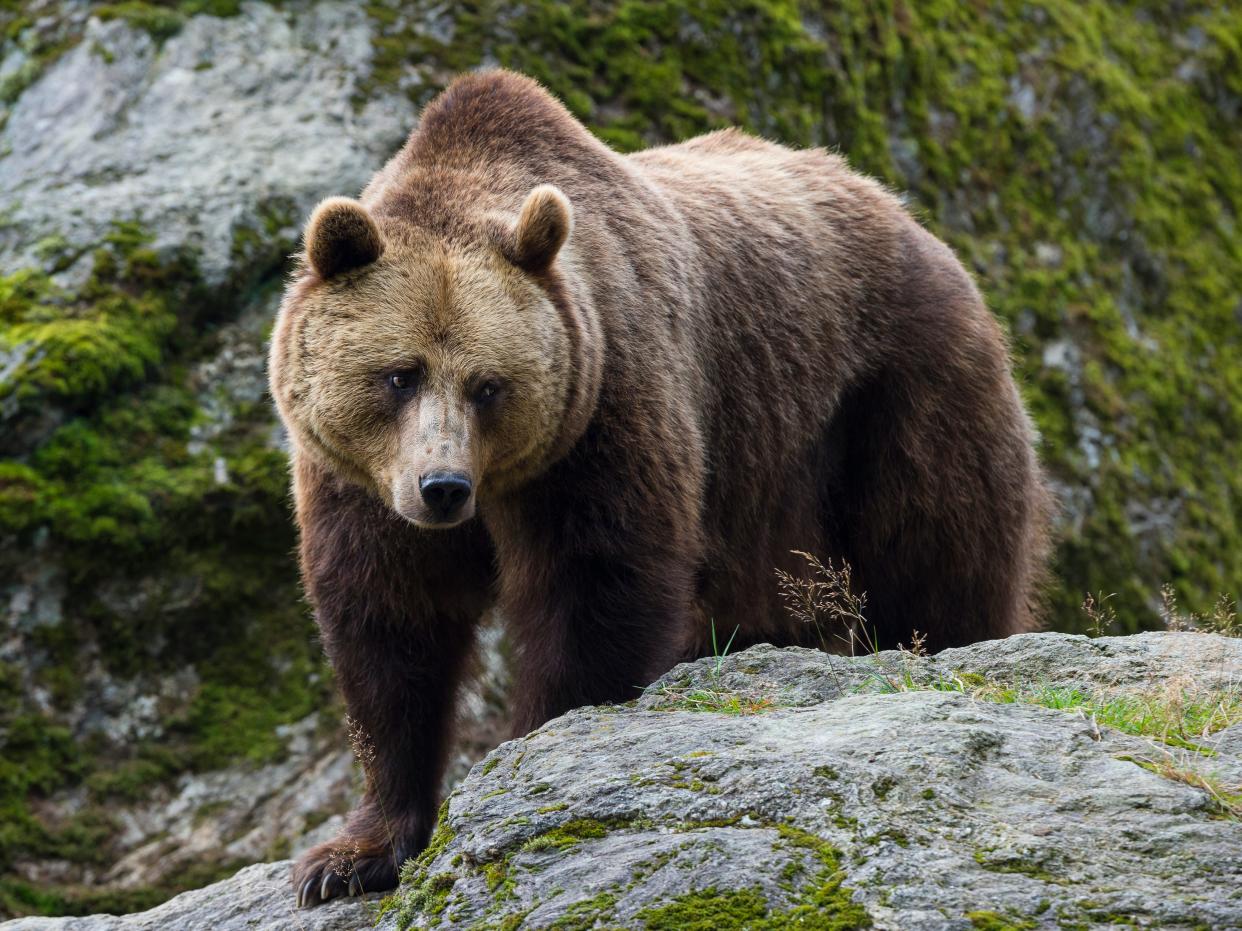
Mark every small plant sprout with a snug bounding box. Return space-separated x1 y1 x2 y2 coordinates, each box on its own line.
900 629 928 659
1160 584 1190 631
710 618 740 678
345 715 397 866
346 715 378 773
646 618 769 715
1126 750 1242 820
327 840 361 888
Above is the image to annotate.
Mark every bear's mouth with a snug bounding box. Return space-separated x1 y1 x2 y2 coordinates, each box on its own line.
399 505 477 531
389 464 478 529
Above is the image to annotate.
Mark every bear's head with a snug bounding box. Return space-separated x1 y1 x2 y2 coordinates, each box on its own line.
270 185 587 528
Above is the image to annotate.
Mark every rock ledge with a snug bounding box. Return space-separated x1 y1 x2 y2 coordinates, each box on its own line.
5 632 1240 931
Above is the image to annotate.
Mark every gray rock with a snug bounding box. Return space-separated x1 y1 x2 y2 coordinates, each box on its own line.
0 2 415 283
398 632 1242 930
6 632 1240 930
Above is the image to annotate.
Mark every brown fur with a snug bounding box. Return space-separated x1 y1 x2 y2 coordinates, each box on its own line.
269 71 1052 905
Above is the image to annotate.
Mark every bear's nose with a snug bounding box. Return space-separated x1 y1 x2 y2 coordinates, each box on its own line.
419 471 473 519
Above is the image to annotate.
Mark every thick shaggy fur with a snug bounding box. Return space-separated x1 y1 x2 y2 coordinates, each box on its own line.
269 71 1051 905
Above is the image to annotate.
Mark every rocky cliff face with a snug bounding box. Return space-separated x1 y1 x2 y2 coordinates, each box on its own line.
1 0 1239 919
5 632 1239 930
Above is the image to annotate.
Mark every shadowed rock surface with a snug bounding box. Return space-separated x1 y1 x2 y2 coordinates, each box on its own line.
0 862 374 931
7 632 1238 930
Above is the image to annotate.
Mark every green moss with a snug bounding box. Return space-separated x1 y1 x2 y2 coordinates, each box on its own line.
0 714 90 872
870 776 897 800
420 801 456 867
635 825 872 931
95 3 186 40
772 824 872 929
520 818 610 853
974 849 1064 884
967 911 1037 931
0 223 322 914
93 1 245 42
548 892 618 930
638 887 772 931
866 827 909 848
0 224 209 426
396 871 455 922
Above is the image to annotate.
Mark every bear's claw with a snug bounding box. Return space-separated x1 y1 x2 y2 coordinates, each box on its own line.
293 838 399 908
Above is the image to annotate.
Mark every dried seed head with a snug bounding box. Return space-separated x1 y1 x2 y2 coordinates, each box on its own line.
327 840 361 881
346 715 377 771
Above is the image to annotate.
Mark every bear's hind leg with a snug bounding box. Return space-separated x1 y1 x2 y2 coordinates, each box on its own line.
823 372 1046 653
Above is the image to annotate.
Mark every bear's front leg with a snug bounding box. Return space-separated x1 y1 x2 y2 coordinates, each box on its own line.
290 456 494 906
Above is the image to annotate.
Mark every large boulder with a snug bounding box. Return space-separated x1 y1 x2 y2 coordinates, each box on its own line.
0 2 414 284
7 632 1238 930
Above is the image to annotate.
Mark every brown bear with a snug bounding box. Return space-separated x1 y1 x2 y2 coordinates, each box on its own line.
269 70 1051 905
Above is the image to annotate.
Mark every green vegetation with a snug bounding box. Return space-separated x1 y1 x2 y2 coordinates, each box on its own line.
871 669 1242 820
519 818 610 853
390 812 870 930
966 911 1037 931
893 673 1242 755
647 685 779 715
637 887 772 930
1122 754 1242 820
634 825 871 930
89 2 247 43
0 220 323 915
974 848 1064 885
547 892 618 930
0 2 253 110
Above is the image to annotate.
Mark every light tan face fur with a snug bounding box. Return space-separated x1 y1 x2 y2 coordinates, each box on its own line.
273 232 572 528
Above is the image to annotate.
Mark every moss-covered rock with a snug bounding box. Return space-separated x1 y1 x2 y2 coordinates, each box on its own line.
380 636 1242 929
0 220 331 915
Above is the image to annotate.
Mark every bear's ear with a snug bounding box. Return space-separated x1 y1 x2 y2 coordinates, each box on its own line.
304 197 385 279
501 185 573 274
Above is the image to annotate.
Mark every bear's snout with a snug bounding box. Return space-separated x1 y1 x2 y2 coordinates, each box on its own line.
417 470 475 525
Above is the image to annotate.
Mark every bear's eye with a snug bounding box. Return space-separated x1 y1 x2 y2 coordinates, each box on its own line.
474 379 503 405
387 370 420 394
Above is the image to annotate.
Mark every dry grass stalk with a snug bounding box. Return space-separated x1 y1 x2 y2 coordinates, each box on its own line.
1159 585 1238 636
1082 591 1118 638
775 550 870 654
